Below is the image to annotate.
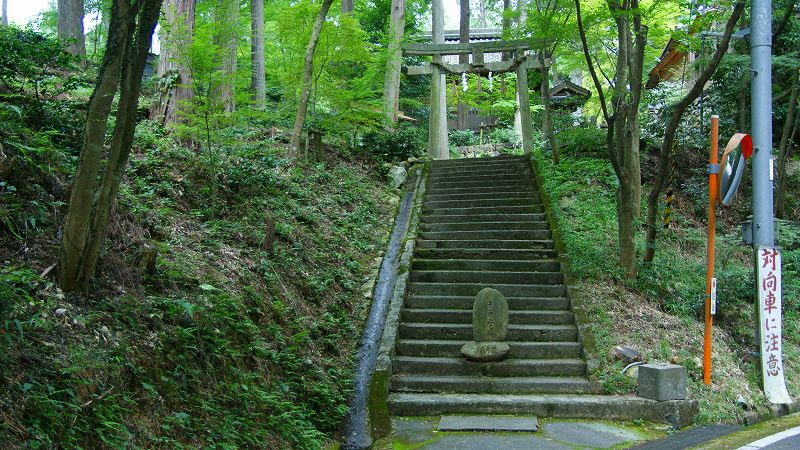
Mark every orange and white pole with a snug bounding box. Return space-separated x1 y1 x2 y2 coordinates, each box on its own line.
704 115 719 385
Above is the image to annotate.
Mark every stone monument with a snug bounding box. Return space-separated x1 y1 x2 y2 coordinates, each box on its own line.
460 288 511 362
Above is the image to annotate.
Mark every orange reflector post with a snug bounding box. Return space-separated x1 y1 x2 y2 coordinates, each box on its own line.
704 116 719 385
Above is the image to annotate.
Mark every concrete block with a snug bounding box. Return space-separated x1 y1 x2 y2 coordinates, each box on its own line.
638 363 687 401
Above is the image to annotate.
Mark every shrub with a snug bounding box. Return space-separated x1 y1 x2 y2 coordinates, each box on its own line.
556 127 607 157
360 123 426 161
448 129 479 147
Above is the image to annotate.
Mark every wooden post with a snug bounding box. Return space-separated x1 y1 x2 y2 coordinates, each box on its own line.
704 115 719 385
429 0 449 159
516 58 534 154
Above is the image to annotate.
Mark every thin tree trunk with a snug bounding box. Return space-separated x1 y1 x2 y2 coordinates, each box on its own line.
382 0 405 127
500 0 510 96
776 70 800 219
643 1 744 262
59 0 163 291
478 0 486 28
250 0 266 109
539 53 559 164
341 0 354 13
58 0 87 59
457 0 469 130
151 0 194 125
2 0 7 26
216 0 239 114
290 0 334 155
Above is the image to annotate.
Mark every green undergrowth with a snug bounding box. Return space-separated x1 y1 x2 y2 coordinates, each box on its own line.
0 122 398 448
532 148 800 424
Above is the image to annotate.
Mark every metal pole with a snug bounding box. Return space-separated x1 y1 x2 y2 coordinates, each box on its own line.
750 0 774 247
704 115 719 386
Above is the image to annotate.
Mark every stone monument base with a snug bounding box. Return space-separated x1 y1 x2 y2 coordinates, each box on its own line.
460 341 510 362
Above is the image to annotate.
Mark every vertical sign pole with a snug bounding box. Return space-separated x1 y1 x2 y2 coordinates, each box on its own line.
704 115 719 385
751 0 791 404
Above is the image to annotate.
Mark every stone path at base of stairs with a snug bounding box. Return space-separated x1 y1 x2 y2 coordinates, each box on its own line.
380 416 662 449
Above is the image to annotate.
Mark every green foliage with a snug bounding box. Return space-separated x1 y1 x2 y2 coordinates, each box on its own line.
361 123 426 161
555 126 607 157
448 129 479 147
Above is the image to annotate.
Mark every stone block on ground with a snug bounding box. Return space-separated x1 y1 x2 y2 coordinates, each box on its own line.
473 287 509 342
388 165 407 188
610 345 642 364
460 341 510 362
638 363 687 401
437 415 538 432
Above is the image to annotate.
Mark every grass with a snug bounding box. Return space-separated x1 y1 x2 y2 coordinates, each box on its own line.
0 122 398 448
532 147 800 424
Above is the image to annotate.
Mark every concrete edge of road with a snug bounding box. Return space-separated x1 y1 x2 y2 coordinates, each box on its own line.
736 425 800 449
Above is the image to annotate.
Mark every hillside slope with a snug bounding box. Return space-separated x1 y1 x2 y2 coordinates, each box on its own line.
0 123 397 448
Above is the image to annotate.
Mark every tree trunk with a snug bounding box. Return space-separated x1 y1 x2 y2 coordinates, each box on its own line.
539 53 559 164
500 0 510 95
58 0 86 59
776 70 800 219
478 0 486 28
290 0 334 155
2 0 7 26
382 0 405 127
250 0 266 109
341 0 354 13
151 0 194 126
643 1 744 262
59 0 164 292
428 0 448 159
216 0 239 114
457 0 469 130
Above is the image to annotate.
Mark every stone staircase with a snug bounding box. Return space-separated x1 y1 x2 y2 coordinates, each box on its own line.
385 156 695 424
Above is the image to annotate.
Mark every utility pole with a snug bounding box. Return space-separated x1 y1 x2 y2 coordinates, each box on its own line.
751 0 791 405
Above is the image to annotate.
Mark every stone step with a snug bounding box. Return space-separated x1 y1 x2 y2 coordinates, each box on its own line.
424 198 541 209
426 185 538 196
409 270 564 285
425 191 539 202
395 340 582 358
392 356 586 377
427 179 534 190
413 248 557 260
418 230 552 241
398 323 577 341
420 221 551 233
429 166 533 178
401 309 573 325
428 172 532 183
431 155 527 167
426 205 544 216
408 282 566 297
412 258 560 272
416 239 554 250
390 375 603 395
387 393 697 425
420 213 547 224
405 295 570 310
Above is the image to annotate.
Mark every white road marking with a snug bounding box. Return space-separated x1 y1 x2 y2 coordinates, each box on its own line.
736 425 800 449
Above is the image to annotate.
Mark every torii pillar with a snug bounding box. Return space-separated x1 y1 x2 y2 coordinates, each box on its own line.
429 0 449 159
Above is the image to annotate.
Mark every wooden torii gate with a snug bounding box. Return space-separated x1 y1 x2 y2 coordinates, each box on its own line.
401 39 550 160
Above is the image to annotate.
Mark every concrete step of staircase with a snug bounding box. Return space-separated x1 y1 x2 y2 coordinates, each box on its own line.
426 185 538 196
398 323 577 341
428 179 535 190
426 205 544 216
413 248 557 260
401 308 573 325
431 155 526 166
425 191 538 202
420 221 551 232
416 239 554 250
395 340 582 358
409 270 563 285
387 393 695 424
391 375 603 395
393 356 586 377
419 230 552 241
405 295 570 310
420 213 547 224
424 198 541 209
412 258 560 272
429 167 533 179
428 172 532 183
408 282 566 297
